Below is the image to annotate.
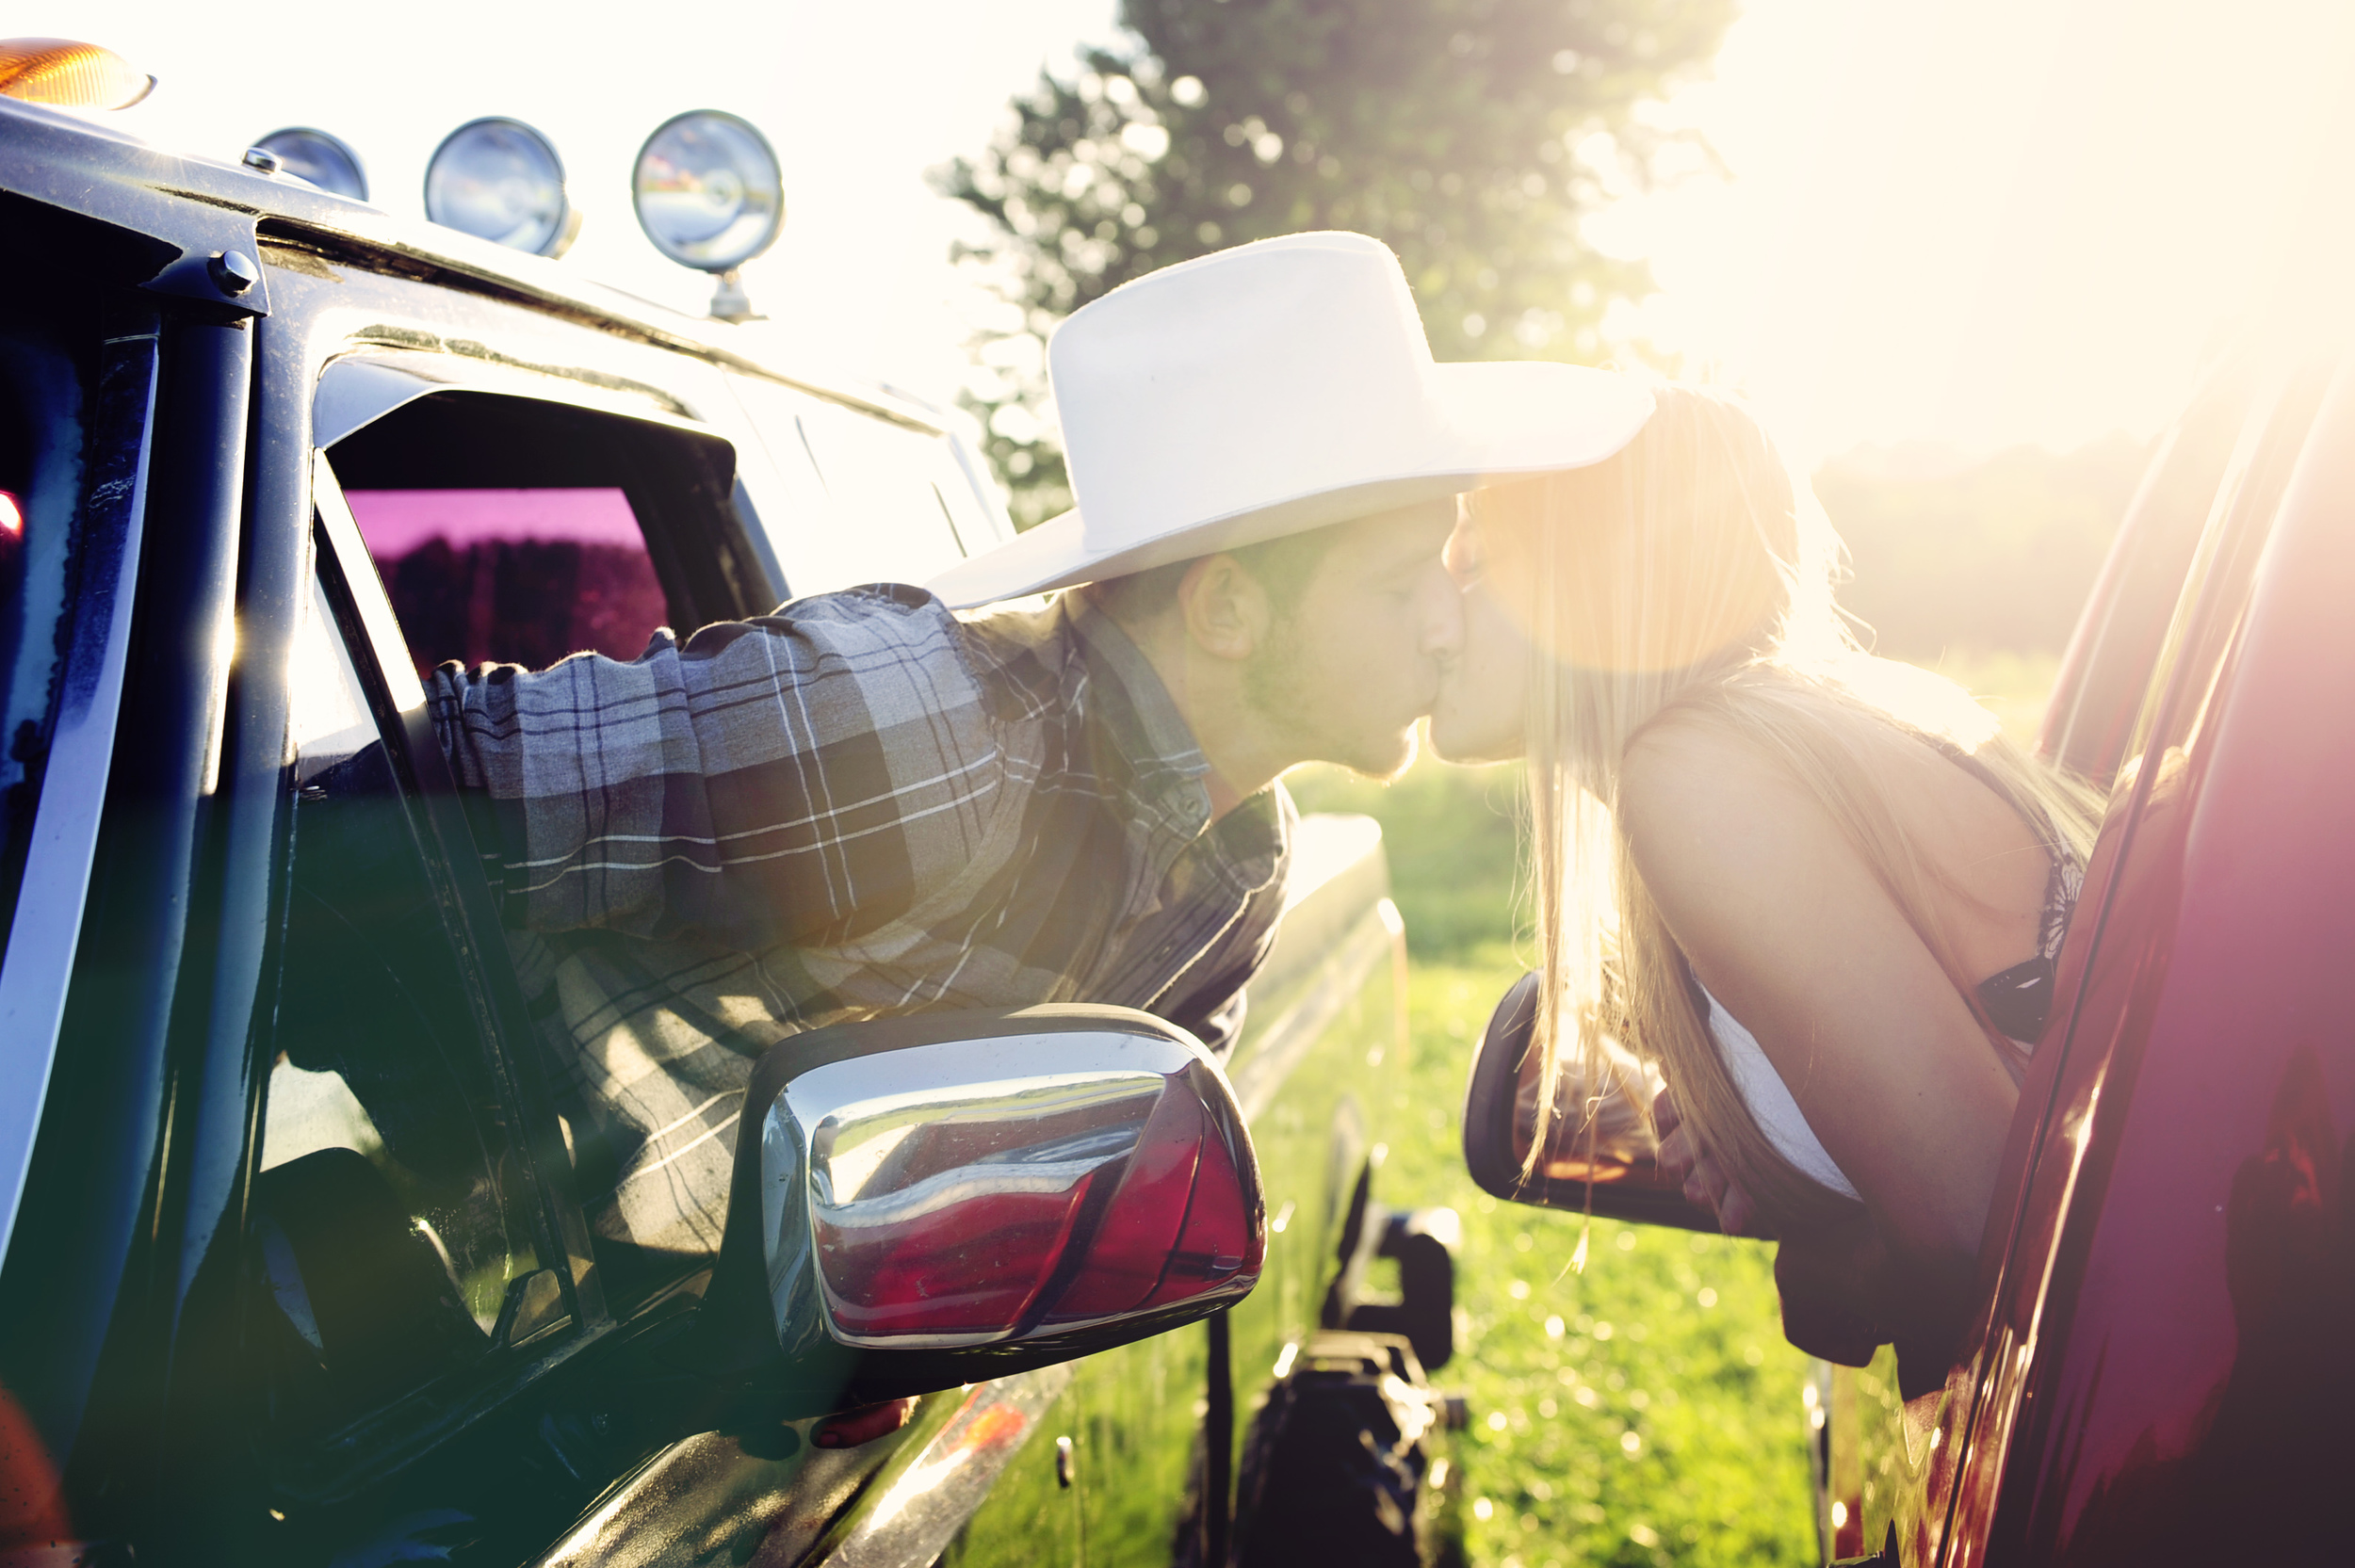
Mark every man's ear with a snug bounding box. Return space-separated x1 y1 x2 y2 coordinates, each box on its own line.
1175 554 1271 663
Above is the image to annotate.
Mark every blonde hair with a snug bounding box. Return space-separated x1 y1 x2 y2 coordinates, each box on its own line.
1478 384 2102 1231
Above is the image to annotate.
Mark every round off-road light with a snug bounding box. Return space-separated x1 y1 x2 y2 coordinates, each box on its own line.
631 110 783 273
0 38 154 109
252 126 368 202
424 117 577 257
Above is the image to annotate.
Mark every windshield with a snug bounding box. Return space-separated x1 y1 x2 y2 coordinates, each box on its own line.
0 310 89 957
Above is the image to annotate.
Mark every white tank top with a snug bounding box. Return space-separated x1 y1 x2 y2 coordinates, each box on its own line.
1698 983 1862 1203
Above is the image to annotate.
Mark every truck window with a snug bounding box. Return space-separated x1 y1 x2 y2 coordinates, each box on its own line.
248 560 560 1453
316 381 769 1315
323 384 762 677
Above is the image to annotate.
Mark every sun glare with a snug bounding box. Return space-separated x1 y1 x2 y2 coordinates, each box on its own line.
1595 0 2355 465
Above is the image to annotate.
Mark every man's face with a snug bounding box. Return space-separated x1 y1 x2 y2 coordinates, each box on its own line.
1242 500 1463 779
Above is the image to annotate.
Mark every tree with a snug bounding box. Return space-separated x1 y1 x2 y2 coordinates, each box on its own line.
939 0 1738 524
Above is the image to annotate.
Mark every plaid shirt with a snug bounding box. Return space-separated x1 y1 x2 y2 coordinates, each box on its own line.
430 585 1292 1263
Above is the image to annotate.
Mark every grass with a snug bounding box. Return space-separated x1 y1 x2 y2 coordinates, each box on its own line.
1394 951 1816 1567
1287 759 1815 1567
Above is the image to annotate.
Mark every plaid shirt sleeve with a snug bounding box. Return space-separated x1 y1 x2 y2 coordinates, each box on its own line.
427 584 1011 952
1153 904 1277 1056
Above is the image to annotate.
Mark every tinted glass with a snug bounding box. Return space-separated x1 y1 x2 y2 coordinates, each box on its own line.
323 385 759 674
249 571 557 1447
343 487 668 676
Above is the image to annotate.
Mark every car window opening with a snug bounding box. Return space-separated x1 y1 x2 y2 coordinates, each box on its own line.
344 486 667 675
322 387 759 679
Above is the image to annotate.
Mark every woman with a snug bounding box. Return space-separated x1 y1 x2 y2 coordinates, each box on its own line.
1430 383 2100 1368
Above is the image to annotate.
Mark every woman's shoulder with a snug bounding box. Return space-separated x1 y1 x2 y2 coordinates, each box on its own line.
1615 722 1822 966
1617 703 1811 845
1616 684 1934 897
1621 666 1969 823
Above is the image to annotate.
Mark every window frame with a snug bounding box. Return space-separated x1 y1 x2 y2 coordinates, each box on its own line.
239 459 615 1499
317 351 781 633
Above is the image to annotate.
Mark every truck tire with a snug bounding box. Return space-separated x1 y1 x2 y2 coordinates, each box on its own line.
1228 1334 1455 1568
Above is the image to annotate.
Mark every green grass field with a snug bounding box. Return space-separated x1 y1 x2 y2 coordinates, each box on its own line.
1384 951 1816 1568
1286 652 2059 1565
1291 761 1817 1567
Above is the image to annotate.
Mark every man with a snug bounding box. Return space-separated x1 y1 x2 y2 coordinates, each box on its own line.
431 231 1652 1272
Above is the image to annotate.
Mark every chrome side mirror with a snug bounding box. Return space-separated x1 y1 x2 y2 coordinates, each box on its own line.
1460 974 1718 1230
696 1006 1264 1410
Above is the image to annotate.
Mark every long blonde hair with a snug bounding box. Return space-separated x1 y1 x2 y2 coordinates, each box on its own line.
1480 384 2102 1230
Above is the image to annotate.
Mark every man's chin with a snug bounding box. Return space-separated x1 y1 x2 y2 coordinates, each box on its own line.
1426 709 1523 767
1336 724 1420 784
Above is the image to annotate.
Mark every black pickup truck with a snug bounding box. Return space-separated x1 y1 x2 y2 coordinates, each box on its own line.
0 89 1460 1567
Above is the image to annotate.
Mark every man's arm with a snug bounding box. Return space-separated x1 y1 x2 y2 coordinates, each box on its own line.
1156 934 1269 1057
1148 872 1288 1057
430 585 1008 952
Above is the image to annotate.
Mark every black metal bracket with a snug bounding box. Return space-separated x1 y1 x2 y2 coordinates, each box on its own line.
1342 1207 1459 1374
1 100 272 317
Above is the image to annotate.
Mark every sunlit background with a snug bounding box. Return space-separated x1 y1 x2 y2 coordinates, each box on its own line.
26 0 2355 465
1598 0 2355 466
21 5 2355 1561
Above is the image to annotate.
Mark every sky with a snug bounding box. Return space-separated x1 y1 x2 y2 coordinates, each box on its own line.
27 0 2355 468
1597 0 2355 465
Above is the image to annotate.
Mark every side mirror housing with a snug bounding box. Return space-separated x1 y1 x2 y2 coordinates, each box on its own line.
694 1005 1264 1412
1460 973 1719 1231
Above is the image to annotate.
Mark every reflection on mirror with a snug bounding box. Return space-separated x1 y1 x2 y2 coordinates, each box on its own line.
1460 973 1719 1231
721 1008 1263 1382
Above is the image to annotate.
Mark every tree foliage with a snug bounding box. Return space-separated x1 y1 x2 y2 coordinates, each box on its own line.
939 0 1739 523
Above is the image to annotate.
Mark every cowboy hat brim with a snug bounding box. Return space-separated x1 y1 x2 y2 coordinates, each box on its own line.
929 361 1654 610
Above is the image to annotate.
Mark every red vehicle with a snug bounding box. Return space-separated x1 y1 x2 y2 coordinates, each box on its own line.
1465 334 2355 1564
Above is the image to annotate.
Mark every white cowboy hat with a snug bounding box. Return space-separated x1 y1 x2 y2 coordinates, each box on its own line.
928 231 1656 609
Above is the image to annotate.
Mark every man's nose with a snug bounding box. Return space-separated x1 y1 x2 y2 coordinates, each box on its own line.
1413 560 1465 662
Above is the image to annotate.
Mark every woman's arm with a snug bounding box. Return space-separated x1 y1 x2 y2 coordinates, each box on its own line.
1619 721 2021 1349
1652 1084 1762 1236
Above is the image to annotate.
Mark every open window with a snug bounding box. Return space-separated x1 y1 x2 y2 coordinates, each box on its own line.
320 374 772 677
2040 350 2334 788
303 364 795 1317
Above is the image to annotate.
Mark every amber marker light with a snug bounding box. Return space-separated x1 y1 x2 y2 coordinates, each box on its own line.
0 39 154 110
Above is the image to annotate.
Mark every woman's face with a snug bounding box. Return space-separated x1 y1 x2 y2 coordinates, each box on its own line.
1428 512 1531 764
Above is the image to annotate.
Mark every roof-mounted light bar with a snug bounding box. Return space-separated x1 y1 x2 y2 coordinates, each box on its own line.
252 126 369 202
632 109 785 322
424 117 580 258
